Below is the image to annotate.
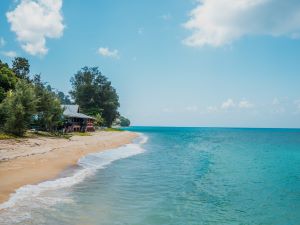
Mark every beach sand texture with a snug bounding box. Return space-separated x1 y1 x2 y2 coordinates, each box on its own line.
0 131 138 204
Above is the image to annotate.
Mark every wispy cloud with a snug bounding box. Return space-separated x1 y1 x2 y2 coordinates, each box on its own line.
183 0 300 47
209 99 254 112
185 105 198 112
98 47 120 58
221 98 235 110
0 38 5 47
207 106 218 113
6 0 64 56
162 107 173 113
161 13 172 21
138 27 144 35
239 100 254 109
1 50 17 58
272 97 280 105
270 97 288 114
294 100 300 114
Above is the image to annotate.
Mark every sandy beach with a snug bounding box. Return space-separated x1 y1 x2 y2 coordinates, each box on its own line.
0 131 138 204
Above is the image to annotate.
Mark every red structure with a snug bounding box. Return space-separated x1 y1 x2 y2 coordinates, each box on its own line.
62 105 95 132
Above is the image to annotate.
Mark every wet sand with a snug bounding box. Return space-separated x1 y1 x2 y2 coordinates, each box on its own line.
0 131 138 204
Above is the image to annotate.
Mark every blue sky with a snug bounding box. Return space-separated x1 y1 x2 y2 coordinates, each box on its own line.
1 0 300 128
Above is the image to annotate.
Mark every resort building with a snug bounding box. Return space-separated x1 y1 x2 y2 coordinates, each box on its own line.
62 105 95 132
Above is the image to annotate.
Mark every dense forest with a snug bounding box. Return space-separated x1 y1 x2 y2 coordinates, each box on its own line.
0 57 130 136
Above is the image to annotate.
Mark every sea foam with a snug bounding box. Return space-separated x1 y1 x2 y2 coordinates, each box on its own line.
0 133 147 224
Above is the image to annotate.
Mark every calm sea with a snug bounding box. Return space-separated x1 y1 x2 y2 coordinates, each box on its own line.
1 127 300 225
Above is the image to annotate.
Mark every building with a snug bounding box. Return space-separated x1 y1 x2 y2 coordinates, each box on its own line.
62 105 95 132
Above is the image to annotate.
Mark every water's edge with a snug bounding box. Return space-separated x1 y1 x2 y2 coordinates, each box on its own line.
0 133 148 211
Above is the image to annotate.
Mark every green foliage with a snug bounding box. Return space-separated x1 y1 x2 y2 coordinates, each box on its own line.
57 91 72 104
0 80 36 136
12 57 30 80
104 127 124 132
0 133 17 140
119 116 131 127
0 58 128 135
0 87 5 102
0 60 18 102
32 74 64 132
34 75 71 105
70 67 120 127
100 84 120 128
94 113 105 127
0 59 66 136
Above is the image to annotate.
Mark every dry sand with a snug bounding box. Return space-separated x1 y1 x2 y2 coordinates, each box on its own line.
0 131 138 204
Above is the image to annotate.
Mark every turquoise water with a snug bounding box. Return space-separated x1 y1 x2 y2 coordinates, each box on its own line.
1 127 300 224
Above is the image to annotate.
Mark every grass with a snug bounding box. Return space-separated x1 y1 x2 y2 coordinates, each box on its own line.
0 130 95 140
23 131 72 139
104 127 124 132
0 133 17 140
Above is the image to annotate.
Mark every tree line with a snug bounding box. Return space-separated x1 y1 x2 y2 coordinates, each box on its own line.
0 57 130 136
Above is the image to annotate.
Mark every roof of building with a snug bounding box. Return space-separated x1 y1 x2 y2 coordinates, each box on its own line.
62 105 94 119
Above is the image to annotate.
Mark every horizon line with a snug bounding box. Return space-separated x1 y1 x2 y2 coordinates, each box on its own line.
128 125 300 130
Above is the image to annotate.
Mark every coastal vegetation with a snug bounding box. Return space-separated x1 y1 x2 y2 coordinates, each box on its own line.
0 80 36 136
104 128 124 132
0 58 131 137
119 116 131 127
70 67 120 128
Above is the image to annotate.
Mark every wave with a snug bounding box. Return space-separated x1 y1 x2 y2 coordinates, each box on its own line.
78 133 147 170
0 133 147 223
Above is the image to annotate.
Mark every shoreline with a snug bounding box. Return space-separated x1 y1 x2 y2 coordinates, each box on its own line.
0 131 138 205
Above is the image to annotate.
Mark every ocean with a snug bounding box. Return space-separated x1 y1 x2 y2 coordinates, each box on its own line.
0 127 300 225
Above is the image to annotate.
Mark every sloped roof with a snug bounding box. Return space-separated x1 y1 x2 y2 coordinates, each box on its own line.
62 105 94 119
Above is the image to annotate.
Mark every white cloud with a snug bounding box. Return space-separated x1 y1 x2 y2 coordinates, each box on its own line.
208 99 254 112
294 100 300 113
98 47 119 58
0 38 5 47
1 51 17 58
272 97 280 105
272 107 286 114
238 100 254 108
6 0 64 56
183 0 300 47
270 97 288 114
221 98 235 109
162 107 172 113
185 105 198 112
207 106 218 113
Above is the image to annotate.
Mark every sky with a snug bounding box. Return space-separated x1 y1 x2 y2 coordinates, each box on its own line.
1 0 300 128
